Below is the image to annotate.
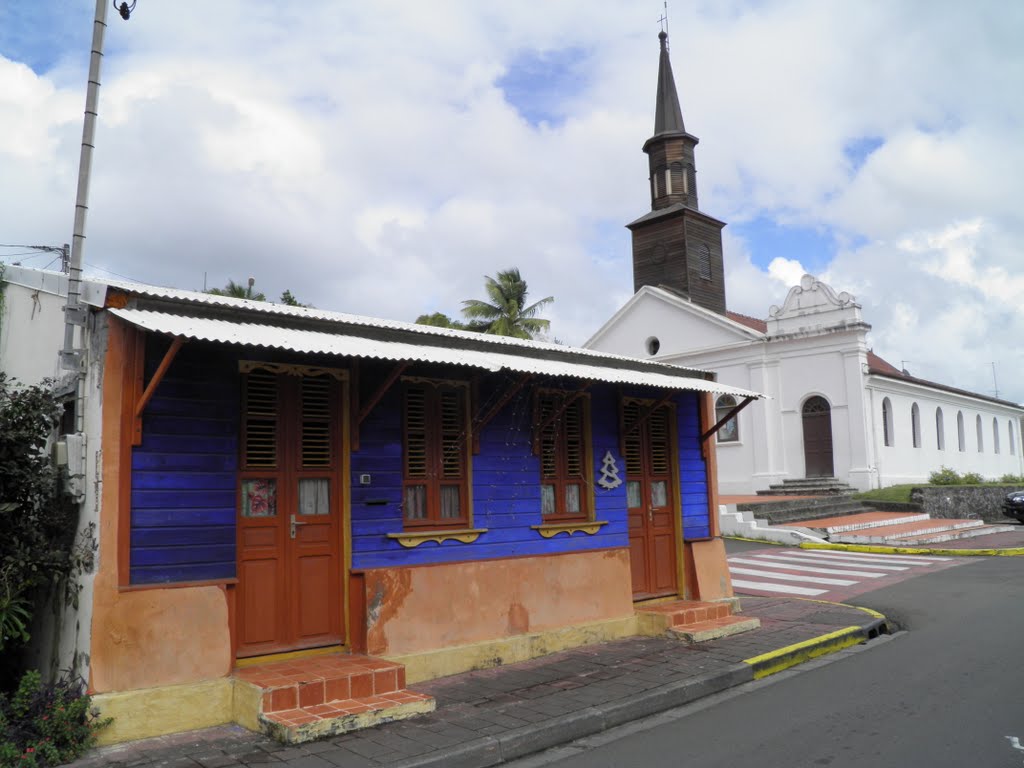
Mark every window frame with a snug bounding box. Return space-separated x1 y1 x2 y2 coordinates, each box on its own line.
401 379 471 530
534 389 593 523
882 397 893 447
715 394 740 443
911 402 921 448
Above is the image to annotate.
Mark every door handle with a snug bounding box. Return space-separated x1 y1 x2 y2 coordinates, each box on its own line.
647 507 653 523
290 514 308 539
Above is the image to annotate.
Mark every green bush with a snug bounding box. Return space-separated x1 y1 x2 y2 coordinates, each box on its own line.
0 374 80 684
0 670 110 767
960 472 984 485
999 474 1024 484
928 466 962 485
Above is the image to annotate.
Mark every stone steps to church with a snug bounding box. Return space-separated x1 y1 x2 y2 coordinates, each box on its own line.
881 524 1020 546
745 498 872 524
827 517 986 544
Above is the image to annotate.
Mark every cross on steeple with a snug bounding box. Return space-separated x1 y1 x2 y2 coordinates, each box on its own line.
658 2 669 42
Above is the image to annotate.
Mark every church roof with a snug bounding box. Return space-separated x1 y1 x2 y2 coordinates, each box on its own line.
868 351 1022 410
653 31 685 136
725 310 767 334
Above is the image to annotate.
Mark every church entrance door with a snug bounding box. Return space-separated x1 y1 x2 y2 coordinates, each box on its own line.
802 396 834 478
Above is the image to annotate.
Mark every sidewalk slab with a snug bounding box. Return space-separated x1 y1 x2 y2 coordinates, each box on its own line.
66 597 885 768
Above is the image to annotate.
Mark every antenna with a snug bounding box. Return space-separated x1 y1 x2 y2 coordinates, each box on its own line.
991 362 999 399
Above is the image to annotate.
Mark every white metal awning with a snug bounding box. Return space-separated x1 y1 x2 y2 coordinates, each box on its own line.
109 308 764 400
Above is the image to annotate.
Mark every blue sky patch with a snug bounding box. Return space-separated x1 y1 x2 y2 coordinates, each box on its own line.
498 46 590 127
0 2 93 75
843 136 884 172
731 215 835 272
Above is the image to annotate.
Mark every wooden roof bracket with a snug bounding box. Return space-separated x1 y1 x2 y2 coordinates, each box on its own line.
472 373 534 453
532 383 591 454
353 361 408 451
132 335 185 446
701 395 756 443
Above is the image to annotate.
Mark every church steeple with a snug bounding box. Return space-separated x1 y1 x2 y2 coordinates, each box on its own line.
627 32 727 315
653 31 685 136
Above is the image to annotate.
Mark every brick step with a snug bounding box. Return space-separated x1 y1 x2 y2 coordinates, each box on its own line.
882 524 1020 547
233 652 434 744
795 512 930 534
831 518 986 544
637 599 732 627
235 654 408 714
669 615 762 643
260 690 435 744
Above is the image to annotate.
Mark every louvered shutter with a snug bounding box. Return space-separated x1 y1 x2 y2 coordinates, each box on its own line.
301 376 332 468
243 369 278 469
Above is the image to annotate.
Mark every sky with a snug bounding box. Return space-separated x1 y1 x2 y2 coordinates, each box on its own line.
1 1 1023 402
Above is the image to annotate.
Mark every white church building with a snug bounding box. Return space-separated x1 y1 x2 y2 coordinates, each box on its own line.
586 32 1024 493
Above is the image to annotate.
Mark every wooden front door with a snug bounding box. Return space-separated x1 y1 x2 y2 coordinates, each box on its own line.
623 399 678 600
802 395 834 478
236 366 345 657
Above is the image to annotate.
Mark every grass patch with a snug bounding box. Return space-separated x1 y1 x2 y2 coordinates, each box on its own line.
853 485 916 503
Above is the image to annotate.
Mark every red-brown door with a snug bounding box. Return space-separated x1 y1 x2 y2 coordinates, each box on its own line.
236 367 345 657
802 395 834 478
624 400 678 600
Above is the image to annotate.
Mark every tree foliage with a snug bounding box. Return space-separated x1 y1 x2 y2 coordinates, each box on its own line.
0 375 77 663
460 268 554 339
206 280 311 307
414 312 466 330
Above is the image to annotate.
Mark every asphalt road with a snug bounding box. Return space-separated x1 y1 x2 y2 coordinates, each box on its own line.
510 552 1024 768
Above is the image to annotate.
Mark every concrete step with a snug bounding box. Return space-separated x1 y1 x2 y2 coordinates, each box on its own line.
831 518 986 544
883 524 1020 547
796 512 931 534
747 499 873 525
669 615 762 643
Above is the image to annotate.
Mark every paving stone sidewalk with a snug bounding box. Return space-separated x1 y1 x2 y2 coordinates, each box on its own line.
67 597 883 768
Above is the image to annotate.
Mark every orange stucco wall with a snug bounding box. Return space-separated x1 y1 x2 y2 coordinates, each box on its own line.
361 548 634 657
90 318 233 693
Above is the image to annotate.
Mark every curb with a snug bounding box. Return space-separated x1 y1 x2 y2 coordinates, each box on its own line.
799 541 1024 557
390 615 886 768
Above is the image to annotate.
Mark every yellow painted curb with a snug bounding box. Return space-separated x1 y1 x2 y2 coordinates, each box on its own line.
743 625 865 680
800 542 1024 557
723 536 787 546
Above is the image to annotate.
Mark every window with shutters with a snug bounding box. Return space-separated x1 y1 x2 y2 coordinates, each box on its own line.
402 380 470 529
535 390 591 522
697 244 712 281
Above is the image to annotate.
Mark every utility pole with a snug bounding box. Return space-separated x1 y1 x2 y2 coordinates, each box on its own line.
61 0 136 432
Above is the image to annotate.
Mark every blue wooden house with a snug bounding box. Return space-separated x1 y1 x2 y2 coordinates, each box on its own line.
16 273 760 743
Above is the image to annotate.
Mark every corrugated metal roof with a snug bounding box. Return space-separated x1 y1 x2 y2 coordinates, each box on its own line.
87 276 716 377
109 308 764 399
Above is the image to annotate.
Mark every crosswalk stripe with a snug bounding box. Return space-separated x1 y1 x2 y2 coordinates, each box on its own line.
800 549 952 564
728 567 857 586
759 553 909 571
728 556 886 578
730 579 827 596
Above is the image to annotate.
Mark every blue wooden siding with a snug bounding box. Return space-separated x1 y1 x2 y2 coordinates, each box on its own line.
676 391 711 539
129 341 238 584
126 342 712 582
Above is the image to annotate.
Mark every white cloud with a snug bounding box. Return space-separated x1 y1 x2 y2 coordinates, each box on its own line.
2 1 1024 403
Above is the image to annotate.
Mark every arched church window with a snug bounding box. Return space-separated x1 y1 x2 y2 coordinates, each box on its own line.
882 398 893 447
715 395 739 443
664 167 672 194
698 244 712 281
977 414 984 452
935 408 945 451
911 403 921 448
957 411 965 452
1010 420 1016 456
993 417 1000 454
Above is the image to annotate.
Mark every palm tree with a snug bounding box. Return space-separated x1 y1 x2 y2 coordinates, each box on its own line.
461 268 554 339
207 278 266 302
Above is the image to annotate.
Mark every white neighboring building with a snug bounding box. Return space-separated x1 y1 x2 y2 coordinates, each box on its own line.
586 31 1024 493
587 275 1024 492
